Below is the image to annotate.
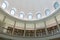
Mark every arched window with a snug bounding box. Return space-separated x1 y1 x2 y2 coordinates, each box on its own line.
45 9 50 16
19 11 24 18
54 2 60 9
28 13 32 19
36 13 41 19
10 8 16 15
2 1 8 9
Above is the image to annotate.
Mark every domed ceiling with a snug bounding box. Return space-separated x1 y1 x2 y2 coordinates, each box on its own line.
0 0 60 21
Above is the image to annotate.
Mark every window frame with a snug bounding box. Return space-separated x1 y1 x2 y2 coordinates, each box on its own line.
2 1 8 9
19 11 24 18
54 2 60 9
10 8 16 15
28 13 33 20
45 9 50 16
36 13 41 19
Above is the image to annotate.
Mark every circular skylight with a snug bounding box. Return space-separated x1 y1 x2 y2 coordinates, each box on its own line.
10 8 16 15
19 11 24 18
54 2 60 9
36 13 41 19
45 9 50 16
28 13 33 20
2 1 8 9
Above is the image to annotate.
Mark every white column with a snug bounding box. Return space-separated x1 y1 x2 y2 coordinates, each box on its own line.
12 21 16 36
54 16 60 31
23 22 26 37
34 23 36 37
2 16 6 22
2 16 6 33
44 21 48 35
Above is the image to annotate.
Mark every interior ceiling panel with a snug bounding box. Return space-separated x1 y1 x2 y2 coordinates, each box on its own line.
6 0 56 13
0 0 60 20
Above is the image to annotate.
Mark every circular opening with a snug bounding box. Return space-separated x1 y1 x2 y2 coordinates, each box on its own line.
10 8 16 15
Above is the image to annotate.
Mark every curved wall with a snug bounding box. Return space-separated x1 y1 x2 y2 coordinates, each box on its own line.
0 7 60 30
0 0 60 20
0 6 60 40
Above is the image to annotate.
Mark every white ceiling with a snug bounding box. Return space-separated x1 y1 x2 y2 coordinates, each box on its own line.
6 0 59 13
0 0 60 30
0 0 60 20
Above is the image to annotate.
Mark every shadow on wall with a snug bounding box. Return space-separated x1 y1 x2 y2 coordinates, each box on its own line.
50 37 60 40
0 37 12 40
0 20 5 27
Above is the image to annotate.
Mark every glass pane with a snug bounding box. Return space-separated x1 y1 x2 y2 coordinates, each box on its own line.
37 13 41 19
28 14 32 19
19 13 24 18
45 9 50 16
10 8 16 15
54 2 59 9
2 2 7 9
